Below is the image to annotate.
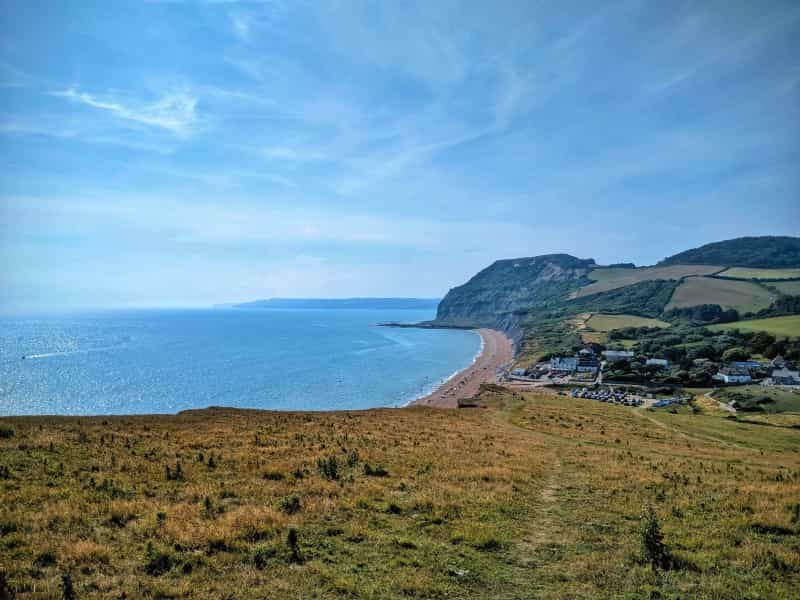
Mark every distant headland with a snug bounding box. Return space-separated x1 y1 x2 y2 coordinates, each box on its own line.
225 297 441 310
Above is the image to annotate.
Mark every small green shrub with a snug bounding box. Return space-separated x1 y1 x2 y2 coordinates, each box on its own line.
203 496 215 519
317 455 339 480
0 570 12 599
474 538 503 552
287 528 302 563
107 511 136 528
364 463 389 477
641 506 671 570
253 544 277 570
34 550 57 568
144 545 176 576
279 495 301 515
165 461 184 482
61 572 75 600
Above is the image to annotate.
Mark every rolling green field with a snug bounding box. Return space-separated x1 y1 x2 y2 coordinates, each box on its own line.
667 276 775 314
1 389 799 598
708 314 800 339
586 313 670 332
772 280 800 296
573 265 722 298
715 385 800 414
719 267 800 280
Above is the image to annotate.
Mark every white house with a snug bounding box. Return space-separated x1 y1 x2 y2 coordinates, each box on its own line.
550 357 578 373
576 348 600 373
772 368 800 385
602 350 634 362
770 356 787 369
713 368 752 384
646 358 669 368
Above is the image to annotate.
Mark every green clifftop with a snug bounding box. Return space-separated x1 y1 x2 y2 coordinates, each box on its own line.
658 236 800 268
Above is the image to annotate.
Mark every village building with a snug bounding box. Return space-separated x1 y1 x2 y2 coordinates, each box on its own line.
602 350 634 362
771 368 800 386
713 367 752 384
576 348 600 373
731 360 763 371
770 356 787 369
550 357 578 373
646 358 669 368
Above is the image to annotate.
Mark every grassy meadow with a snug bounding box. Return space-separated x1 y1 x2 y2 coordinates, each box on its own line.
771 280 800 296
572 265 722 298
586 313 670 332
708 314 800 339
713 385 800 414
1 389 799 599
719 267 800 280
579 313 670 344
667 277 775 314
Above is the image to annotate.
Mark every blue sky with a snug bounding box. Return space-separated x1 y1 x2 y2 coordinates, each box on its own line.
1 0 798 310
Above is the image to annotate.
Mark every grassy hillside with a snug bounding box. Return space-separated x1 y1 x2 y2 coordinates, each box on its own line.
667 277 775 314
586 313 670 332
2 389 798 598
708 315 800 338
659 236 800 268
579 313 670 344
572 265 721 298
772 281 800 296
719 267 800 280
715 385 800 414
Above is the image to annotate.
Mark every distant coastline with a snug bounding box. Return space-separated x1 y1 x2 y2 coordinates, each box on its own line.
228 298 440 310
379 321 475 330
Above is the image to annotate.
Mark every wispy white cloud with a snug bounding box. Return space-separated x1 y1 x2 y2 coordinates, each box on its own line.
52 88 198 135
0 115 179 154
229 11 255 41
262 146 326 162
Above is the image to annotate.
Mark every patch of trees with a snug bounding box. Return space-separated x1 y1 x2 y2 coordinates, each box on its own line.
568 280 678 318
608 326 670 341
518 317 583 361
663 304 739 324
752 295 800 319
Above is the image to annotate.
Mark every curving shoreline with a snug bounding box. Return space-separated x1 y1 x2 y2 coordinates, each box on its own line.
410 328 514 408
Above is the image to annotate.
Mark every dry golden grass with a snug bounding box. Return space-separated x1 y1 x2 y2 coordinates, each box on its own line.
1 389 799 598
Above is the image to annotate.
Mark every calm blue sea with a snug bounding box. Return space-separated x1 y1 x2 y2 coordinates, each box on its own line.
0 308 481 416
